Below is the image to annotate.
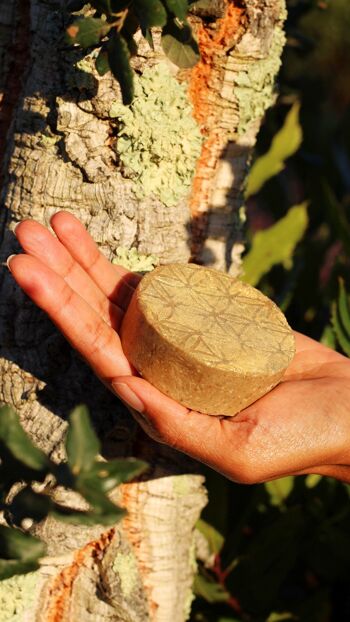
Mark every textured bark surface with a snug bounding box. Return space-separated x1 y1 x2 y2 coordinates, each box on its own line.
0 0 286 620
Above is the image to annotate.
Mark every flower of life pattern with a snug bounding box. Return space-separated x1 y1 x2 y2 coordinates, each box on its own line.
139 264 295 375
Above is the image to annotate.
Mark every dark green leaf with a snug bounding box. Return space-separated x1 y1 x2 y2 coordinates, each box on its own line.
144 28 155 50
95 48 110 75
66 405 100 475
265 476 294 507
76 474 119 510
0 406 49 471
51 503 125 526
321 181 350 257
122 7 141 36
66 17 111 48
242 203 308 286
80 458 147 493
337 277 350 337
266 614 295 622
162 0 188 20
245 102 302 198
161 19 200 68
196 518 224 555
227 508 304 612
134 0 167 30
107 32 134 104
122 33 138 56
320 324 336 349
193 573 230 604
0 526 46 580
331 301 350 357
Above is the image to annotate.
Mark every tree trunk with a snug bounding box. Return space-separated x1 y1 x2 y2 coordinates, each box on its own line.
0 0 286 620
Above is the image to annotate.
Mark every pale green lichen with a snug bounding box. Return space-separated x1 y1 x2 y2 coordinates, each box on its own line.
0 571 39 622
112 247 159 273
110 62 203 207
172 475 192 497
184 538 197 619
67 55 96 91
184 586 195 620
235 24 286 135
113 551 139 598
39 133 60 148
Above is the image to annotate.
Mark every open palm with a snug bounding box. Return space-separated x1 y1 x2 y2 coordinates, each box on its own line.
8 212 350 483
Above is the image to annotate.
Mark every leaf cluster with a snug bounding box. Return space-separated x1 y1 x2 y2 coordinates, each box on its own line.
0 404 147 580
66 0 200 103
191 472 350 622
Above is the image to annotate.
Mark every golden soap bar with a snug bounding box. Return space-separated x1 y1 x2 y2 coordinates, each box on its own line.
121 263 295 416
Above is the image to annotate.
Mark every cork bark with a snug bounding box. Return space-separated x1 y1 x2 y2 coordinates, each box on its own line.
0 1 286 620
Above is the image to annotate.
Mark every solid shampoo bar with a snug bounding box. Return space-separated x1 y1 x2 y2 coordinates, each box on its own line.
121 263 295 416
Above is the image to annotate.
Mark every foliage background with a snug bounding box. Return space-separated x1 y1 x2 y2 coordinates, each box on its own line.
191 1 350 620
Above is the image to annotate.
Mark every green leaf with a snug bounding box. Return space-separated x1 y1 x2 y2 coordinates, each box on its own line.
245 102 302 198
305 474 322 489
321 182 350 256
331 278 350 356
107 32 134 104
227 508 304 612
144 28 155 50
134 0 167 30
265 477 294 507
266 613 295 622
95 48 110 75
0 406 49 471
66 405 100 475
196 518 224 555
337 277 350 337
161 19 200 68
331 301 350 357
242 202 308 286
193 573 230 604
320 324 336 349
51 504 125 526
66 17 111 48
0 526 46 580
81 458 147 493
75 476 126 523
162 0 188 20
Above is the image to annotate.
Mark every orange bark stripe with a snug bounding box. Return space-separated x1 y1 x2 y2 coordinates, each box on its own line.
188 1 245 221
45 529 115 622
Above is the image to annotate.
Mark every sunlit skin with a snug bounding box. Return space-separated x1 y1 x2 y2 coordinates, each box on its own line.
7 212 350 483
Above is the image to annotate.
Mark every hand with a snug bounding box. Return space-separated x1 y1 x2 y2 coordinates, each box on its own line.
8 212 350 483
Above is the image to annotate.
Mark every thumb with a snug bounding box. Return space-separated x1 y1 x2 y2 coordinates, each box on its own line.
111 375 214 453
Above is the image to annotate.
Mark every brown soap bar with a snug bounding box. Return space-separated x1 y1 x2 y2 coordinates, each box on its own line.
121 263 295 416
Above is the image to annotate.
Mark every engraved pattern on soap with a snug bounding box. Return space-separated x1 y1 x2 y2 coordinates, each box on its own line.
139 264 294 374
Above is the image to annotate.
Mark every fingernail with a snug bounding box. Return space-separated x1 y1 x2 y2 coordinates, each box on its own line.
6 255 16 271
112 382 145 413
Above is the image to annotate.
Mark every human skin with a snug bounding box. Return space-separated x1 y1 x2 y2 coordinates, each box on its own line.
7 212 350 483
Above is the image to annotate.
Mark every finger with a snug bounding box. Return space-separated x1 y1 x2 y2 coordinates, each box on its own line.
50 212 141 310
110 375 255 479
9 254 133 378
110 374 350 484
15 220 123 330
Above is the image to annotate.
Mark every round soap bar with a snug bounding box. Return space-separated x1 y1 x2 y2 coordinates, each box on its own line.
121 263 295 416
